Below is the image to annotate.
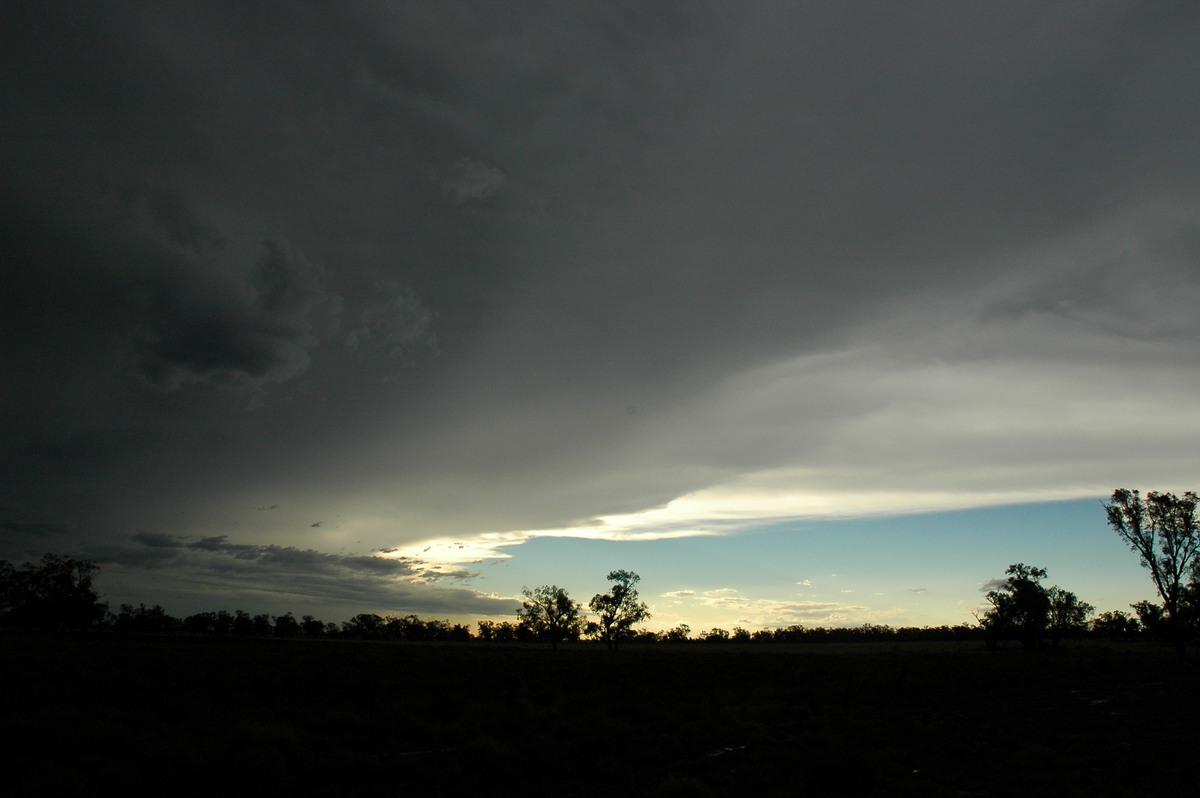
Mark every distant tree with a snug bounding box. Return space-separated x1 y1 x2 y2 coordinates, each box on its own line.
448 623 473 642
975 565 1091 649
700 627 730 642
383 614 424 641
978 563 1052 648
213 609 235 634
773 625 806 643
1091 610 1139 640
731 627 751 643
1129 599 1166 640
424 618 451 641
251 613 273 636
183 611 216 634
491 620 518 642
273 612 301 637
664 624 691 643
1046 587 1093 647
231 610 255 636
1105 489 1200 655
517 585 583 651
113 603 180 633
588 570 650 652
0 554 107 631
301 614 325 637
342 613 384 639
183 610 234 635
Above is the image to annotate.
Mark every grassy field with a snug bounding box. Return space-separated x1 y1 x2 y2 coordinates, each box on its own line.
2 635 1196 796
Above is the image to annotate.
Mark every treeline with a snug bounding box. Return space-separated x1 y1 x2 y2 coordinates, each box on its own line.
29 603 1173 645
0 553 1169 646
6 487 1197 649
106 604 476 641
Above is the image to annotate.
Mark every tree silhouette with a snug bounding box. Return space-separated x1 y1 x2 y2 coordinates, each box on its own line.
341 613 385 638
664 624 691 642
183 610 235 635
490 621 518 642
231 610 255 636
517 585 583 650
588 570 649 652
273 612 301 637
978 563 1052 648
1105 488 1199 655
1091 609 1139 640
113 603 181 633
1046 587 1093 647
0 553 107 630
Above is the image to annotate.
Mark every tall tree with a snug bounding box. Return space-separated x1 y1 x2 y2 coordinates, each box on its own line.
1105 488 1200 655
517 585 583 651
0 553 107 631
978 563 1052 648
588 570 649 652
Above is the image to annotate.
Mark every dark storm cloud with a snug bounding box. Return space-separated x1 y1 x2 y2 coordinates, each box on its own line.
130 532 185 548
119 532 481 584
133 239 342 390
182 535 421 577
86 533 500 617
1 520 71 537
3 1 1200 617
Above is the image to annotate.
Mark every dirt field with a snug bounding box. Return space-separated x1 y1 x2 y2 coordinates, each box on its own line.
2 635 1195 796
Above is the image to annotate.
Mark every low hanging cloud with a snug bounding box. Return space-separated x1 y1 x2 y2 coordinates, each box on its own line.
1 520 71 538
84 533 515 619
102 533 424 578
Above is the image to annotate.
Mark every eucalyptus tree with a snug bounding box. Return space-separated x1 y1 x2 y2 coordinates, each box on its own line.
0 553 107 631
978 563 1052 648
1045 586 1093 647
1105 488 1199 655
517 585 583 651
588 570 650 652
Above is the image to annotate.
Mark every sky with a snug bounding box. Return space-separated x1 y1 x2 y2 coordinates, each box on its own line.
3 1 1199 633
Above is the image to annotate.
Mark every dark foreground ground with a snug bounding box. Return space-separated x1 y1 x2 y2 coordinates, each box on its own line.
1 635 1196 796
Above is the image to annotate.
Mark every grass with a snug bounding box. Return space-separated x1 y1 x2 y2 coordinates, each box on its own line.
1 634 1195 796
